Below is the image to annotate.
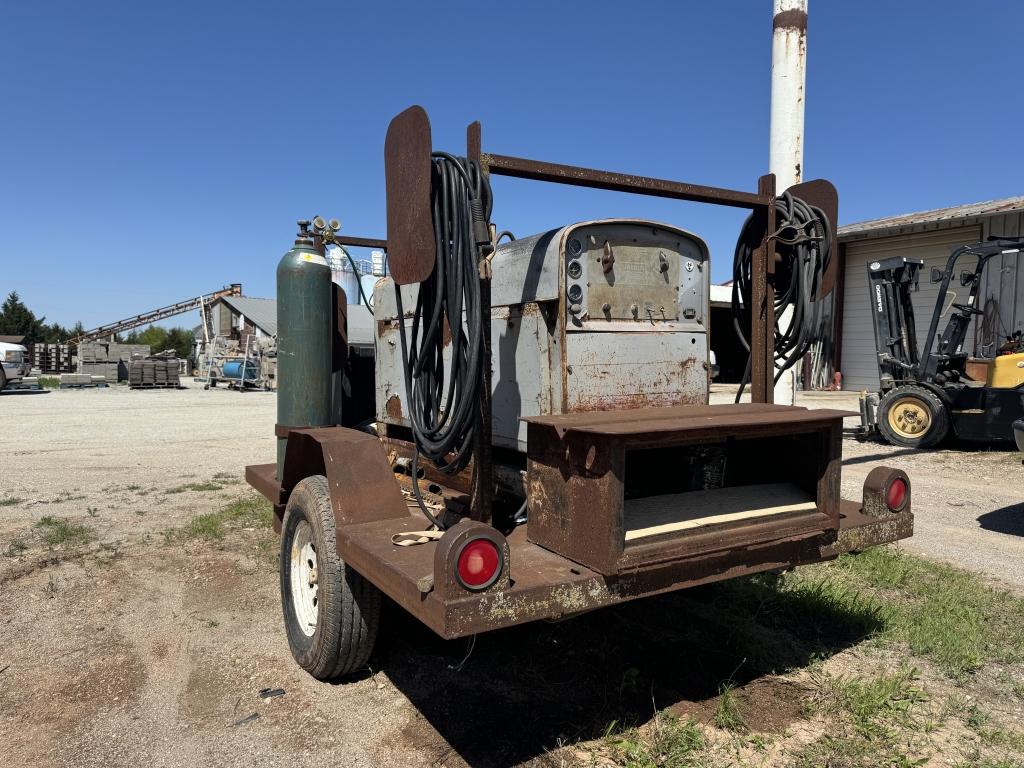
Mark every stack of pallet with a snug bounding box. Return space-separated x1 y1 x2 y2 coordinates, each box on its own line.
33 343 75 374
128 356 181 389
77 342 150 383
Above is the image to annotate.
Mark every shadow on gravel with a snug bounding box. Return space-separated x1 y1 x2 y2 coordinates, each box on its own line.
978 501 1024 536
0 389 50 396
843 446 920 465
376 573 881 767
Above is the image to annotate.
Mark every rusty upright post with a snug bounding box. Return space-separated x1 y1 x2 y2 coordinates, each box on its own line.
467 121 493 525
750 173 777 404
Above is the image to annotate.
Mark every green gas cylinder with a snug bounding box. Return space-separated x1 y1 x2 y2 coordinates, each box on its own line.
276 223 333 480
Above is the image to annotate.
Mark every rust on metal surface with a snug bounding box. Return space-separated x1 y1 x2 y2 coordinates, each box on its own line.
523 404 848 575
432 519 510 600
751 173 777 403
246 462 285 505
483 153 771 210
333 235 387 250
786 178 839 298
279 427 410 538
468 119 494 526
385 105 434 285
773 8 808 31
333 485 912 639
385 395 403 419
523 402 853 438
862 466 911 518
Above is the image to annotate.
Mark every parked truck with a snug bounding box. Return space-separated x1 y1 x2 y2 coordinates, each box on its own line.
0 341 30 391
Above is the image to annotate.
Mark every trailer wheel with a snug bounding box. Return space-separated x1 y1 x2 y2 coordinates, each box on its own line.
878 385 950 448
280 475 380 679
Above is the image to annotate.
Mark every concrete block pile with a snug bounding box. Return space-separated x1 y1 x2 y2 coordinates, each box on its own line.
128 357 182 388
77 342 150 382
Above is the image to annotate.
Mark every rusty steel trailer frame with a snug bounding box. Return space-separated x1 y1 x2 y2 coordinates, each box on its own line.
247 106 907 641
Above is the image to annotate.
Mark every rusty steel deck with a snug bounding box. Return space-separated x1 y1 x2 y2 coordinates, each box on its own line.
323 499 910 640
247 405 911 640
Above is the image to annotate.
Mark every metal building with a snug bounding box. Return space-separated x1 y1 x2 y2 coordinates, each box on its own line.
835 196 1024 390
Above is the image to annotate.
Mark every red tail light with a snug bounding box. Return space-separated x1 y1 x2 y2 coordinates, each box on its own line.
455 538 502 591
886 477 908 511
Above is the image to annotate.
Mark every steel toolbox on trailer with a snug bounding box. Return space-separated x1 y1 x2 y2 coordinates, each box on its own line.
246 106 913 677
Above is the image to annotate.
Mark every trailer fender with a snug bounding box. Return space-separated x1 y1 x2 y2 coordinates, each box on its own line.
280 427 409 539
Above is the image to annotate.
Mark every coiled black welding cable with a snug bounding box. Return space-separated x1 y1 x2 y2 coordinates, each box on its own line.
731 191 832 403
394 153 493 529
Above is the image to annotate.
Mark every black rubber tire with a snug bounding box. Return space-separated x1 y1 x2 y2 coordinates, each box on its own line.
877 385 950 448
0 369 7 392
279 475 380 679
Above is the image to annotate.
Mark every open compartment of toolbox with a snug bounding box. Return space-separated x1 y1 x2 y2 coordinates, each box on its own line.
524 403 846 575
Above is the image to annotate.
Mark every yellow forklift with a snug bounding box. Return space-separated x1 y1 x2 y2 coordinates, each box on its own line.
858 238 1024 448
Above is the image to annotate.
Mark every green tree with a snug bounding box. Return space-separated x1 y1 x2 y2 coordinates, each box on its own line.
124 324 193 359
41 321 70 343
0 291 46 344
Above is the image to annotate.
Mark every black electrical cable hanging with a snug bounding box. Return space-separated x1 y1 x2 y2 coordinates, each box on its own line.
394 152 493 529
731 191 832 403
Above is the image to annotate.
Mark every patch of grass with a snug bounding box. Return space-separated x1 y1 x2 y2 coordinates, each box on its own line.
50 491 86 503
603 714 707 768
173 496 273 542
124 484 142 492
793 667 931 766
712 682 746 732
182 513 226 540
788 546 1024 679
165 481 225 495
963 704 1024 753
0 496 25 507
86 506 98 517
952 758 1024 768
812 666 927 738
38 376 59 389
33 516 94 547
4 538 28 557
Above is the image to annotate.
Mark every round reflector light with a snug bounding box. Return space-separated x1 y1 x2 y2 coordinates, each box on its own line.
456 538 502 590
886 477 908 510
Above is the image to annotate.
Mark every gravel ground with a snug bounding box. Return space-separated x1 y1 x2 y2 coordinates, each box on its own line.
0 381 1021 767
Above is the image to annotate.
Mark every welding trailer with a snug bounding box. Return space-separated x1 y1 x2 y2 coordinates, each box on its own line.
246 107 913 679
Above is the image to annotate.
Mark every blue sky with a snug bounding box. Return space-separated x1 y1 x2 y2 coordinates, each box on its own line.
2 1 1022 330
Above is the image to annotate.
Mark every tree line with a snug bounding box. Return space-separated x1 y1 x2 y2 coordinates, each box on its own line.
0 291 194 359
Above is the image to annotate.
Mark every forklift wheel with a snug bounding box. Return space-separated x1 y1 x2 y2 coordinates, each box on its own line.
878 385 950 448
280 475 380 679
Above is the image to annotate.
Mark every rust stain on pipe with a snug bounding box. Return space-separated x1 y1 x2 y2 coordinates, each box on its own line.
773 9 807 31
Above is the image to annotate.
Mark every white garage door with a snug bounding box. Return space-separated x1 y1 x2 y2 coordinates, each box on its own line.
840 226 981 391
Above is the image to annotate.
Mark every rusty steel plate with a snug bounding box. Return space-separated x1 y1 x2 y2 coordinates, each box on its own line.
785 178 839 299
385 105 434 285
522 402 854 438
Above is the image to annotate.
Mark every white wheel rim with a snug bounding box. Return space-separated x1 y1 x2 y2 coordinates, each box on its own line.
290 520 319 637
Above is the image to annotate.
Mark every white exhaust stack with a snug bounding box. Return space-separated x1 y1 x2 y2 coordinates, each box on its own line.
769 0 808 404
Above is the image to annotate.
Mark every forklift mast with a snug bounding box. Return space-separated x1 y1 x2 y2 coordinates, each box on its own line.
919 238 1024 382
866 257 924 391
